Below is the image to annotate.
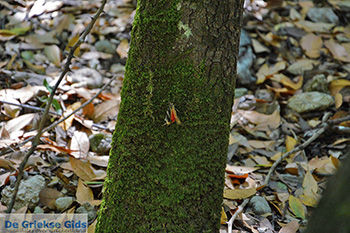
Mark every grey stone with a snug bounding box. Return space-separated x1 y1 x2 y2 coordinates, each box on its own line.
55 197 74 211
304 74 329 93
1 175 46 210
70 68 103 88
307 8 339 24
34 206 44 213
249 196 271 215
234 88 248 98
95 40 116 54
237 30 256 86
287 59 314 75
287 92 334 113
76 203 96 222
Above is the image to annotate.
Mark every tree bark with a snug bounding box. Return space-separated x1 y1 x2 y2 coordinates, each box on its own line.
305 152 350 233
96 1 244 232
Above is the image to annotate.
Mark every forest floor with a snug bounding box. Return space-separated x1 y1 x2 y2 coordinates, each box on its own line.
0 0 349 232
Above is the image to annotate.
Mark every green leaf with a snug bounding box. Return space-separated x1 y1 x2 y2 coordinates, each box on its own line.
43 79 53 93
289 195 305 219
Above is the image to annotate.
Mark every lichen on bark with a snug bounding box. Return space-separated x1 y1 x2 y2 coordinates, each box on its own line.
96 1 244 232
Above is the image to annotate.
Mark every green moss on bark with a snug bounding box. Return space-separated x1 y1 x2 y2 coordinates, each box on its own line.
96 1 244 232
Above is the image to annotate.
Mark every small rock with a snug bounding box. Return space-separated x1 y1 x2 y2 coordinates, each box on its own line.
287 59 315 75
255 89 274 102
89 133 112 155
76 203 97 222
304 74 328 93
307 8 339 24
1 175 46 210
237 30 256 86
95 40 116 54
234 88 248 98
55 197 74 211
249 196 271 215
69 68 103 88
34 206 44 213
287 92 334 113
110 63 125 74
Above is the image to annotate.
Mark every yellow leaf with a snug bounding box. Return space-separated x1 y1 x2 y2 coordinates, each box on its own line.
329 79 350 96
299 194 318 207
335 93 343 108
286 136 297 152
223 188 256 200
220 207 228 224
289 195 305 219
66 35 80 56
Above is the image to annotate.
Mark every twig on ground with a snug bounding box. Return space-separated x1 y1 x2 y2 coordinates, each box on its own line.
226 112 350 232
0 75 117 157
5 0 107 213
263 112 332 186
227 199 249 233
0 100 60 116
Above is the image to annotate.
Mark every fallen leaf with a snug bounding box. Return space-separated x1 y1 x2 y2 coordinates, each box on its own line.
70 131 90 159
223 188 256 200
44 45 61 66
302 171 318 196
76 179 94 205
39 188 63 209
117 39 129 58
325 39 350 62
289 195 305 219
278 220 299 233
221 207 228 224
300 33 322 58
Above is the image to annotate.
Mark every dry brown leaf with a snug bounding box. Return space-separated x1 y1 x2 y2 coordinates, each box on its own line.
256 61 286 84
238 109 281 131
93 99 120 123
5 113 35 134
300 33 322 58
39 188 63 209
69 157 97 182
70 131 90 159
117 39 129 59
324 39 350 62
302 171 318 196
223 188 256 200
278 220 299 233
76 178 94 205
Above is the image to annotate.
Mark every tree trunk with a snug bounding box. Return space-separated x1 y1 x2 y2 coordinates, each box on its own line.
96 1 244 232
305 151 350 233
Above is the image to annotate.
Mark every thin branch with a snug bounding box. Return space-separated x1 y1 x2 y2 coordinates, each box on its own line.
226 112 350 232
227 199 249 233
263 112 332 187
0 100 60 116
5 0 107 213
0 75 117 157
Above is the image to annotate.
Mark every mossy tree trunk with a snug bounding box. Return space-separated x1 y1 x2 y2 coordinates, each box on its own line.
96 1 244 232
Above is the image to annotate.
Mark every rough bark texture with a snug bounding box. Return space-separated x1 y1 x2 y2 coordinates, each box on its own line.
96 1 244 232
305 152 350 233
